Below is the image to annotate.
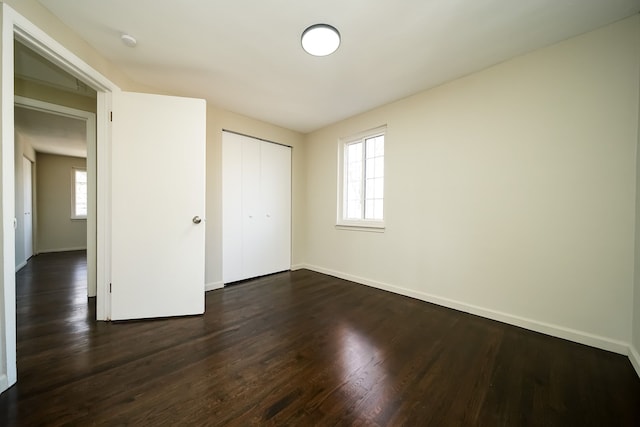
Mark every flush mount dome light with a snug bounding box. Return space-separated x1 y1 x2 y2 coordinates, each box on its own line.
301 24 340 56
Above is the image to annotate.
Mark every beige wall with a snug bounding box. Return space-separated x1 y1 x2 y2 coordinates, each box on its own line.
303 15 640 350
15 77 96 113
35 153 86 252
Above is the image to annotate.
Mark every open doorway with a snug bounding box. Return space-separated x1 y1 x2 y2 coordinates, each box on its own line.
1 3 117 392
9 36 101 393
15 108 89 263
13 40 97 297
2 4 206 393
11 41 99 380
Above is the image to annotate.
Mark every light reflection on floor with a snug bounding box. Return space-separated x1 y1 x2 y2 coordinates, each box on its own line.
16 251 92 370
338 322 388 397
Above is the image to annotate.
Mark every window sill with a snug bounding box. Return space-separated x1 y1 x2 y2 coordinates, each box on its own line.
71 217 87 221
336 221 385 233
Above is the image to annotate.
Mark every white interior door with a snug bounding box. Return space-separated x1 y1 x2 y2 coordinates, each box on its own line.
22 157 32 261
110 91 206 321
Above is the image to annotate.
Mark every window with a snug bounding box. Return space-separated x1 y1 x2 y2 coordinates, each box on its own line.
72 168 87 219
338 126 386 229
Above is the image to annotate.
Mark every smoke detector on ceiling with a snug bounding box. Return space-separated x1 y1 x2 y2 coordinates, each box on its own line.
121 34 137 48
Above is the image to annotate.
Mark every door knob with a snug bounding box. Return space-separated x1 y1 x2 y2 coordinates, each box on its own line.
192 216 202 224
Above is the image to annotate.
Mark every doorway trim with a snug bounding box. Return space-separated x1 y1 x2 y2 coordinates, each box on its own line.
1 3 119 393
18 155 32 270
15 96 97 297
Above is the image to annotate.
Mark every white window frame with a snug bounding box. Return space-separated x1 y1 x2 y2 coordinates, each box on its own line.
71 167 87 220
337 125 386 231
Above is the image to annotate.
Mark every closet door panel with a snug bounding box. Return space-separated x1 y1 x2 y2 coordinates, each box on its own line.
241 137 267 279
222 133 244 283
260 142 292 274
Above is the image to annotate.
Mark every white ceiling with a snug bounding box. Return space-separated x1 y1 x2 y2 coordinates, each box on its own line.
37 0 640 133
15 41 96 99
15 107 87 158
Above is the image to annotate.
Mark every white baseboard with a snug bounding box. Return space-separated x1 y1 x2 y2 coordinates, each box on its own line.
0 373 8 395
205 281 224 292
290 264 306 271
629 345 640 378
300 263 629 356
15 260 27 272
38 247 87 254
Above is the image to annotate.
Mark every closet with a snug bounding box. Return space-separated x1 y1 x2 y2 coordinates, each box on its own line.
222 131 291 283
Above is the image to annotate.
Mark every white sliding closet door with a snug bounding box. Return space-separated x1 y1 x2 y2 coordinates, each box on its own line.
241 136 264 280
222 131 291 283
222 133 244 282
259 141 292 274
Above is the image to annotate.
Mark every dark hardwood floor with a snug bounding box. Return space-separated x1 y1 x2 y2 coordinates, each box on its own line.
1 251 639 426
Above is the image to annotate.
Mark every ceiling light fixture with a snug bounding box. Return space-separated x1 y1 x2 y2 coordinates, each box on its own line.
121 34 137 48
301 24 340 56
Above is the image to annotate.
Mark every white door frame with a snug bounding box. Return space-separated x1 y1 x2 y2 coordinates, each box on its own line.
15 96 97 297
21 155 32 265
1 3 119 393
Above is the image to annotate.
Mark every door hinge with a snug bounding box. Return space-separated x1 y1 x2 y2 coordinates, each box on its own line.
110 111 113 122
109 283 112 293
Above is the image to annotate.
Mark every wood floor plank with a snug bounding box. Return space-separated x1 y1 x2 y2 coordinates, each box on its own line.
1 251 639 426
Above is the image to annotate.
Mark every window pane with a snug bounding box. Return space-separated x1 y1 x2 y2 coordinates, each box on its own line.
346 199 361 219
373 199 384 220
365 178 374 199
364 200 374 219
374 177 384 198
347 183 359 200
365 199 384 220
366 158 375 178
365 135 384 158
374 157 384 178
347 142 362 163
365 138 375 159
348 160 362 182
75 169 87 217
344 141 364 220
375 136 384 156
363 135 384 220
341 131 384 225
